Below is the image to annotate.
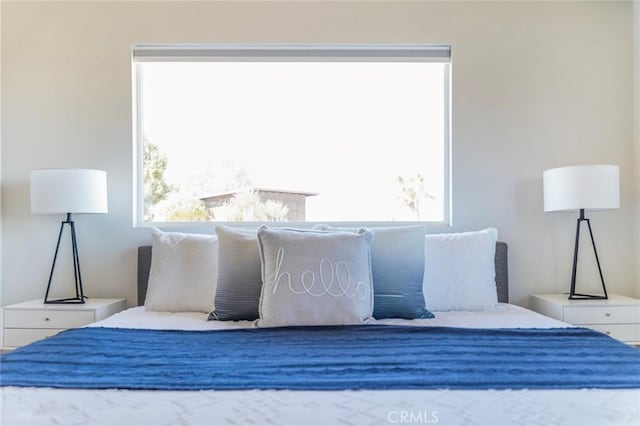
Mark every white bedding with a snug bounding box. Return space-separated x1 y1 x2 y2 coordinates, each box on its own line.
88 302 571 330
3 304 639 426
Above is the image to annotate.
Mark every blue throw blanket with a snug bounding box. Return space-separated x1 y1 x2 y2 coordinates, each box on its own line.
1 325 639 390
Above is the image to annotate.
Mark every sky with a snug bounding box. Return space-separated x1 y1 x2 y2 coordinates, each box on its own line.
141 61 447 221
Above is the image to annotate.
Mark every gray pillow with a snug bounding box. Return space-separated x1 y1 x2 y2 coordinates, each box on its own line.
257 226 374 328
208 225 262 321
315 225 433 319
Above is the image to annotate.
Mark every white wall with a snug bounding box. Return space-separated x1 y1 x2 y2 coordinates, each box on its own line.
634 1 640 298
0 1 4 346
1 1 636 307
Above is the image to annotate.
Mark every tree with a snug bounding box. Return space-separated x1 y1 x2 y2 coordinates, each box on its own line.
158 161 255 222
396 173 434 220
184 161 253 197
143 139 176 221
166 200 208 222
218 190 289 221
261 199 291 222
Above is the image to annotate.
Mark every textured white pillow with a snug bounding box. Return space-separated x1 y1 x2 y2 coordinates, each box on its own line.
257 226 374 328
145 229 218 313
423 228 498 311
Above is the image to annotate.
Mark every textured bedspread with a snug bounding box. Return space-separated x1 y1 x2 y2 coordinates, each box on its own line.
1 325 639 390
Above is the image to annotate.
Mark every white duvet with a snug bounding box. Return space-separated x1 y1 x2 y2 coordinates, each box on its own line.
2 304 639 426
88 302 570 331
89 303 572 330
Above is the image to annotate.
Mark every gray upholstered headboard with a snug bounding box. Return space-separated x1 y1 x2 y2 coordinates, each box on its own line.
137 242 509 306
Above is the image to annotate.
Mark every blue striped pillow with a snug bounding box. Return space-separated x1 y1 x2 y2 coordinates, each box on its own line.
315 225 434 319
208 225 262 321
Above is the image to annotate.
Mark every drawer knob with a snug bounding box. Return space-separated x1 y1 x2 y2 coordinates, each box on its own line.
606 331 611 335
44 317 50 322
605 313 611 317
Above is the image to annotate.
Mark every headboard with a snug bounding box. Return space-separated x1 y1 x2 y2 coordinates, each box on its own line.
137 242 509 306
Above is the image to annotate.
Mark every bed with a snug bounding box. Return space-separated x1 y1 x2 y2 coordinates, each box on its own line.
2 241 640 425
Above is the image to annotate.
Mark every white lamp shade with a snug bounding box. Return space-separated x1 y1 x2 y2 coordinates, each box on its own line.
31 169 108 214
543 165 619 212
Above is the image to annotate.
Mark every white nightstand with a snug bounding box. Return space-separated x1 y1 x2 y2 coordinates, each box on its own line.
1 298 127 351
529 294 640 345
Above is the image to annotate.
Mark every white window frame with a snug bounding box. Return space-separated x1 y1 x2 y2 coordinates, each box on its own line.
132 44 452 229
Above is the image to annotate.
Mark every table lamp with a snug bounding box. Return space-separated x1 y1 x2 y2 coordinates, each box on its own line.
30 169 108 304
543 164 619 300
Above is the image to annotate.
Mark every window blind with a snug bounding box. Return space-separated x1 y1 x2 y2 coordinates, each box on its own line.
132 44 451 63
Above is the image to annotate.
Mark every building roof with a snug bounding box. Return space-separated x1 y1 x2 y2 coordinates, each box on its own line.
200 187 319 201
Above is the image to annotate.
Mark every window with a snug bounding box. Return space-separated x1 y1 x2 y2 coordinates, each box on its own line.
133 44 451 225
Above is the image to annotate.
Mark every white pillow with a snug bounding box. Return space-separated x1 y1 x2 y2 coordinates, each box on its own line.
422 228 498 311
145 229 218 313
256 226 374 328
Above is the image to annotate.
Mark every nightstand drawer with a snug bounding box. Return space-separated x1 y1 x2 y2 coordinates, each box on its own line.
4 309 94 329
563 306 640 325
1 298 127 350
587 324 640 343
3 328 64 348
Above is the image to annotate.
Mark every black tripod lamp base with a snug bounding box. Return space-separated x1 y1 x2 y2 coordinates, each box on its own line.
43 213 87 305
567 209 608 301
568 293 608 300
44 297 87 304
